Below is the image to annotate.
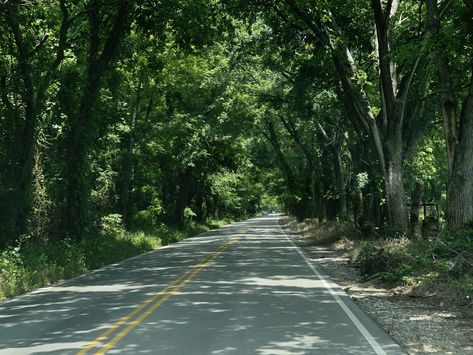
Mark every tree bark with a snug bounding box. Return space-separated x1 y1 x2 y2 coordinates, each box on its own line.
1 1 72 243
446 71 473 229
63 0 129 240
332 141 348 220
316 122 348 220
173 168 193 228
426 0 458 175
426 0 473 229
120 81 142 228
372 0 409 231
282 0 413 231
261 117 297 192
285 0 431 230
384 110 409 231
4 5 37 238
194 188 205 223
410 179 424 235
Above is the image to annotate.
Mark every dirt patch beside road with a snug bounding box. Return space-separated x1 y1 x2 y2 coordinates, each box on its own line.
281 218 473 354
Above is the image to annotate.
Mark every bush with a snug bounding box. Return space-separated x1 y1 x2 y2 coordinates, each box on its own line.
0 237 87 299
349 229 473 295
351 238 412 279
100 213 125 238
297 219 355 245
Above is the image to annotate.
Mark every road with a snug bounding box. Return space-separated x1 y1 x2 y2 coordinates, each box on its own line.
0 216 405 354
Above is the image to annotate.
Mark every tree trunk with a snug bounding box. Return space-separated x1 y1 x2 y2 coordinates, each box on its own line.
194 189 205 223
282 0 419 233
385 137 409 232
63 0 129 240
446 72 473 229
1 2 70 244
353 188 364 229
410 179 424 235
173 169 193 228
4 5 37 239
426 0 473 230
426 0 458 175
120 81 142 228
279 115 331 219
64 78 100 238
0 84 19 246
261 117 297 193
332 142 348 220
372 0 409 232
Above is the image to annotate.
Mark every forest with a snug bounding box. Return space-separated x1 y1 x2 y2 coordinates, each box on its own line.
0 0 472 299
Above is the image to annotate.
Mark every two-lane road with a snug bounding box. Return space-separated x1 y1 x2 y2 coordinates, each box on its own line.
0 216 405 354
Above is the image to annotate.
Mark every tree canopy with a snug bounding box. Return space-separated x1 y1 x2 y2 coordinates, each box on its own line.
1 0 473 249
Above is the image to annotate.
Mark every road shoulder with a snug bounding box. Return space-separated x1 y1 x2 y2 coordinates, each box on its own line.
281 218 473 354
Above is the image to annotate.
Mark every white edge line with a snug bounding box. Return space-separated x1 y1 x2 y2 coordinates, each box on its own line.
278 220 387 355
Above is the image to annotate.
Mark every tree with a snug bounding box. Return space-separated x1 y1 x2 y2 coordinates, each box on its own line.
427 0 473 230
0 0 72 246
61 0 130 240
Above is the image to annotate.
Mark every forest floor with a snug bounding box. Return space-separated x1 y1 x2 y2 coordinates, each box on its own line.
281 217 473 355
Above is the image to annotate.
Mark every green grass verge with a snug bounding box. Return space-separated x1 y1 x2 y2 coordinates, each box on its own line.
0 219 232 301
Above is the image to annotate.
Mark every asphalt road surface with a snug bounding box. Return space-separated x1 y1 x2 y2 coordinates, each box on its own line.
0 216 405 354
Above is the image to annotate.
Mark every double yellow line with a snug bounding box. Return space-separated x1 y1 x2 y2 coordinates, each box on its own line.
78 234 242 354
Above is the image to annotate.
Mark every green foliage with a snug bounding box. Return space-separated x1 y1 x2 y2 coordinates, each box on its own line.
404 125 448 207
1 0 473 302
100 214 126 238
351 238 413 277
350 230 473 295
132 208 162 231
0 219 228 300
0 237 87 299
183 207 197 221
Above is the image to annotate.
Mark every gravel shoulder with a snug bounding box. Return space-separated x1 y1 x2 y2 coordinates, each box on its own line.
282 219 473 354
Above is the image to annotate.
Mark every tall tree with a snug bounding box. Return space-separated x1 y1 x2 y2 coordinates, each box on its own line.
63 0 130 240
427 0 473 230
0 0 71 245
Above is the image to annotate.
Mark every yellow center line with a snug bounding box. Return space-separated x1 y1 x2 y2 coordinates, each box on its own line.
95 239 239 354
77 245 222 355
77 233 242 355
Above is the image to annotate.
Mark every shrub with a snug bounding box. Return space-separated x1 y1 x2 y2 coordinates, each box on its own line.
299 219 356 245
100 213 125 238
351 238 412 278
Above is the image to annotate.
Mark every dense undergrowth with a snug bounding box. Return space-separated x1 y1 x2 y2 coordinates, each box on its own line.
286 217 473 299
351 234 473 296
0 215 231 301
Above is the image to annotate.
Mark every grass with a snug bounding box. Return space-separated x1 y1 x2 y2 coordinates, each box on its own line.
284 217 355 245
284 217 473 300
0 218 232 301
344 231 473 301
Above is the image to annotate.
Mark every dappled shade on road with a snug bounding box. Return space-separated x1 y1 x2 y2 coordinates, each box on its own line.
0 217 404 354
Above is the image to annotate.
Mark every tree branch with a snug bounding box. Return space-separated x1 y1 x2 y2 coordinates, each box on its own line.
37 0 71 107
440 0 455 18
464 0 473 12
372 0 396 109
96 0 129 73
0 73 13 112
29 33 49 56
4 3 36 113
